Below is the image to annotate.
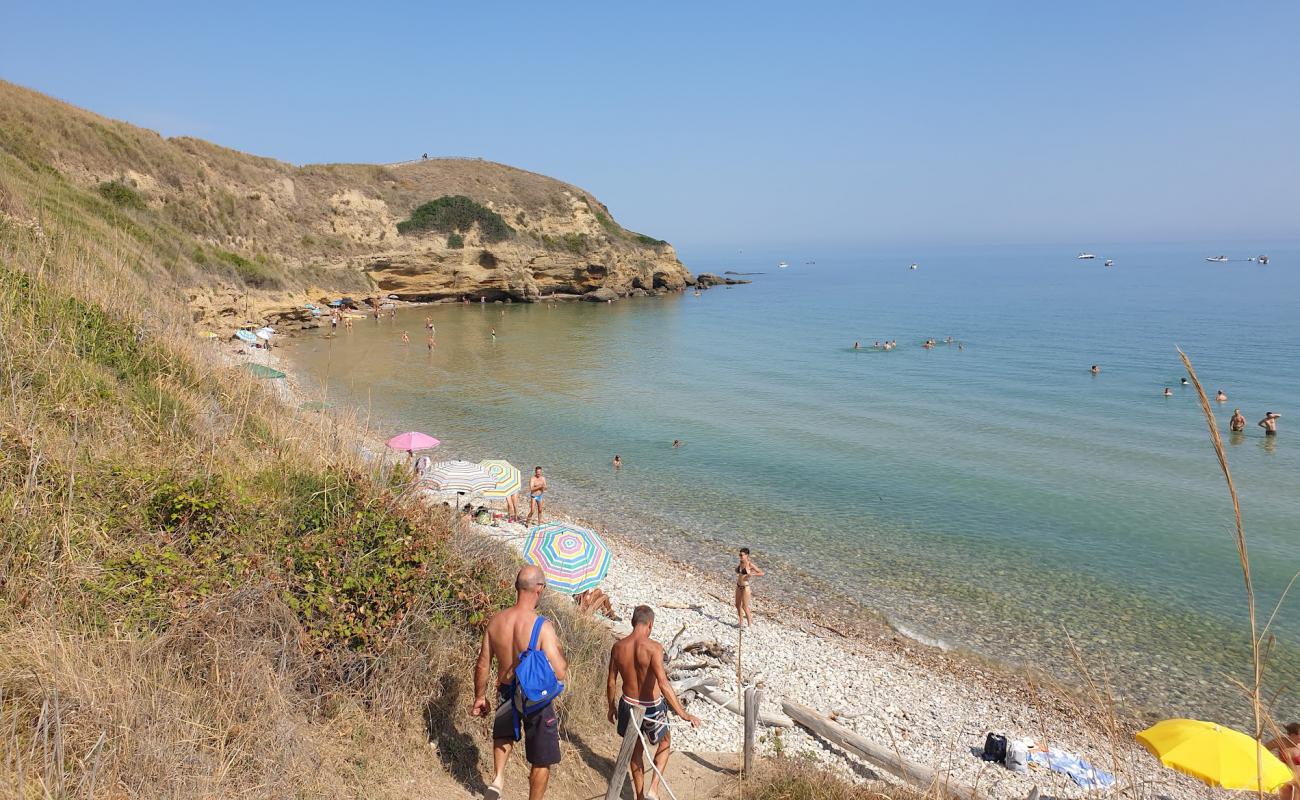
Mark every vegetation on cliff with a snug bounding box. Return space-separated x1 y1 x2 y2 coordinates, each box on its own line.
395 194 514 242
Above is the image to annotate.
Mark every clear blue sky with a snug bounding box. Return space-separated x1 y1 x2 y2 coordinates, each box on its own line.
2 1 1297 252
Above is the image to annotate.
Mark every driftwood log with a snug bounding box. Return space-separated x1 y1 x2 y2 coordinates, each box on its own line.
670 675 720 695
699 686 793 727
743 685 761 775
665 624 689 661
781 701 983 800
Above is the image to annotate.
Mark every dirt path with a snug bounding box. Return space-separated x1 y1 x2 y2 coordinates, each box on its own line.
459 744 737 800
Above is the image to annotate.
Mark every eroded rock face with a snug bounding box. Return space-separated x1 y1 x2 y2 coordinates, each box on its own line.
0 80 693 316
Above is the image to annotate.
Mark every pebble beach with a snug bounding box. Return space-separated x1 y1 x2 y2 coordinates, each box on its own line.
474 515 1215 800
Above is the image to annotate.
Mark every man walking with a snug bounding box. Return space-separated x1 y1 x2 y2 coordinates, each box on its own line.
473 565 567 800
607 605 700 800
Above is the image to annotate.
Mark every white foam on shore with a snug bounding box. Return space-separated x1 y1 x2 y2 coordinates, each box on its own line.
889 620 952 652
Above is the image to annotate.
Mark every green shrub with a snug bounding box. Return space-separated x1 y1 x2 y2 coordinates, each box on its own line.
396 195 513 242
446 232 464 249
632 233 667 247
96 180 147 210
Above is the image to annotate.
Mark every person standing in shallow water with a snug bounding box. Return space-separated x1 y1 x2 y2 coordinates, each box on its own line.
1230 409 1247 433
1259 412 1280 436
735 548 764 629
525 466 547 525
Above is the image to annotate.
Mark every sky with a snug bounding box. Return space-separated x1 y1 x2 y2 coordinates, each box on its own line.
2 1 1298 253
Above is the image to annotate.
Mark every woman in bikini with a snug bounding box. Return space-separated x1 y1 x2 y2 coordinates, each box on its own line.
734 547 764 629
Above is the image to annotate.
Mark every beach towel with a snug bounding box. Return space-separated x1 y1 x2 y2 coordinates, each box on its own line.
1028 749 1115 789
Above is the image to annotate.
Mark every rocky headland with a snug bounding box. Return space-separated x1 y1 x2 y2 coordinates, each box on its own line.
0 80 696 330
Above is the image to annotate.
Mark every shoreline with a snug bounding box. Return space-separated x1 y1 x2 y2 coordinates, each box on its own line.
471 511 1209 799
242 334 1213 799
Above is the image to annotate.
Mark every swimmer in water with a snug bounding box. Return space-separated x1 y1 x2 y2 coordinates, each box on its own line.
672 439 681 448
1163 387 1173 397
1230 408 1246 432
1258 412 1280 436
401 331 409 344
612 455 622 469
853 341 859 350
1216 389 1227 402
1090 365 1100 374
426 336 435 350
491 328 496 340
1180 378 1189 385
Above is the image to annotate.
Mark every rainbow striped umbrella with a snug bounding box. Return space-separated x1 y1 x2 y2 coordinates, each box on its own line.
478 459 521 499
523 522 612 595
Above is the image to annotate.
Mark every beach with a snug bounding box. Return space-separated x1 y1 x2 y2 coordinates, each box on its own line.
225 313 1244 800
472 511 1214 800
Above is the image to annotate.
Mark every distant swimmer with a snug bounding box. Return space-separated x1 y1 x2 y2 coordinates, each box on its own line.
1216 389 1228 402
1230 409 1246 432
853 341 860 350
401 331 410 344
425 316 434 330
491 328 497 340
672 439 682 448
612 455 622 469
1090 365 1100 374
1180 378 1189 385
1163 387 1174 397
1258 412 1280 436
874 341 881 348
427 336 435 350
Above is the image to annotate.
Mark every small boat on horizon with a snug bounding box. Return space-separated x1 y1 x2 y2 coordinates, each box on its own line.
909 263 918 270
1205 255 1229 263
1077 252 1096 260
1104 259 1114 267
778 261 789 268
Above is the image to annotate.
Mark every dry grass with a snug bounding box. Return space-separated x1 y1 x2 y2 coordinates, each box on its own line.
734 759 932 800
0 92 620 800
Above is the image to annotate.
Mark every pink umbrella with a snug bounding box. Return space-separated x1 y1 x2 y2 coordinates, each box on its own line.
386 431 441 454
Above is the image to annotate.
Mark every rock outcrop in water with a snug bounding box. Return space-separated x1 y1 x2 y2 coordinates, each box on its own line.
0 80 693 324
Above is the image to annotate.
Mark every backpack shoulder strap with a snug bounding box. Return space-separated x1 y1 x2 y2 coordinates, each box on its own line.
527 616 545 651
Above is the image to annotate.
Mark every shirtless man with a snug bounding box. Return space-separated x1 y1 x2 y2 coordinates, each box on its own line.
526 466 547 525
1259 412 1280 436
1264 723 1300 800
607 606 700 800
1230 409 1247 432
472 565 567 800
1216 389 1228 402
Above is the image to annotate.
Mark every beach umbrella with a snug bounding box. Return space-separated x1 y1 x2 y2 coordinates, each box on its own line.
424 460 497 508
241 363 285 379
1136 719 1293 792
255 328 273 341
386 431 441 452
523 522 612 595
478 459 522 499
234 329 258 343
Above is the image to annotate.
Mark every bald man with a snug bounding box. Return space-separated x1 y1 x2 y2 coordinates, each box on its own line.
473 565 568 800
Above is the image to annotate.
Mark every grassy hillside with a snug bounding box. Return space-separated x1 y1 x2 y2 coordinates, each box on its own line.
0 80 691 323
0 91 617 798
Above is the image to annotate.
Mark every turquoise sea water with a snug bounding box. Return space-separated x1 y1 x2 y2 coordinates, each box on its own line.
280 243 1299 722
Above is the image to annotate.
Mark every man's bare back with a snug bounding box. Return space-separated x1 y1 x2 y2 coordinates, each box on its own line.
484 606 558 685
610 634 665 704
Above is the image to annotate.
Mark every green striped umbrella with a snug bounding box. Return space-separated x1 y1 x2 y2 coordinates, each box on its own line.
478 459 521 499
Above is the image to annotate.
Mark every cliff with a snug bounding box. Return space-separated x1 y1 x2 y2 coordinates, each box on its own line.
0 81 692 326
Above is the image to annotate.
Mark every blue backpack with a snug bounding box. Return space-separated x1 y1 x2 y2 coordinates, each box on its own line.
514 616 564 718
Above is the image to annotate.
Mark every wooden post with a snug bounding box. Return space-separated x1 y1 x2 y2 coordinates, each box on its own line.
604 705 644 800
743 685 760 776
735 627 745 769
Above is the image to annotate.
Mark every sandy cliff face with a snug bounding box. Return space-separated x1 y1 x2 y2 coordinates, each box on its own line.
0 81 693 325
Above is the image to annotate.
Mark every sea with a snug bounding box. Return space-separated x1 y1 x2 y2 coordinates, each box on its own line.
278 242 1300 723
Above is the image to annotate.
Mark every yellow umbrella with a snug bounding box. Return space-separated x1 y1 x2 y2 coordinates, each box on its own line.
1136 718 1294 792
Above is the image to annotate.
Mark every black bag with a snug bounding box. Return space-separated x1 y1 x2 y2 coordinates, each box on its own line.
981 732 1008 763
